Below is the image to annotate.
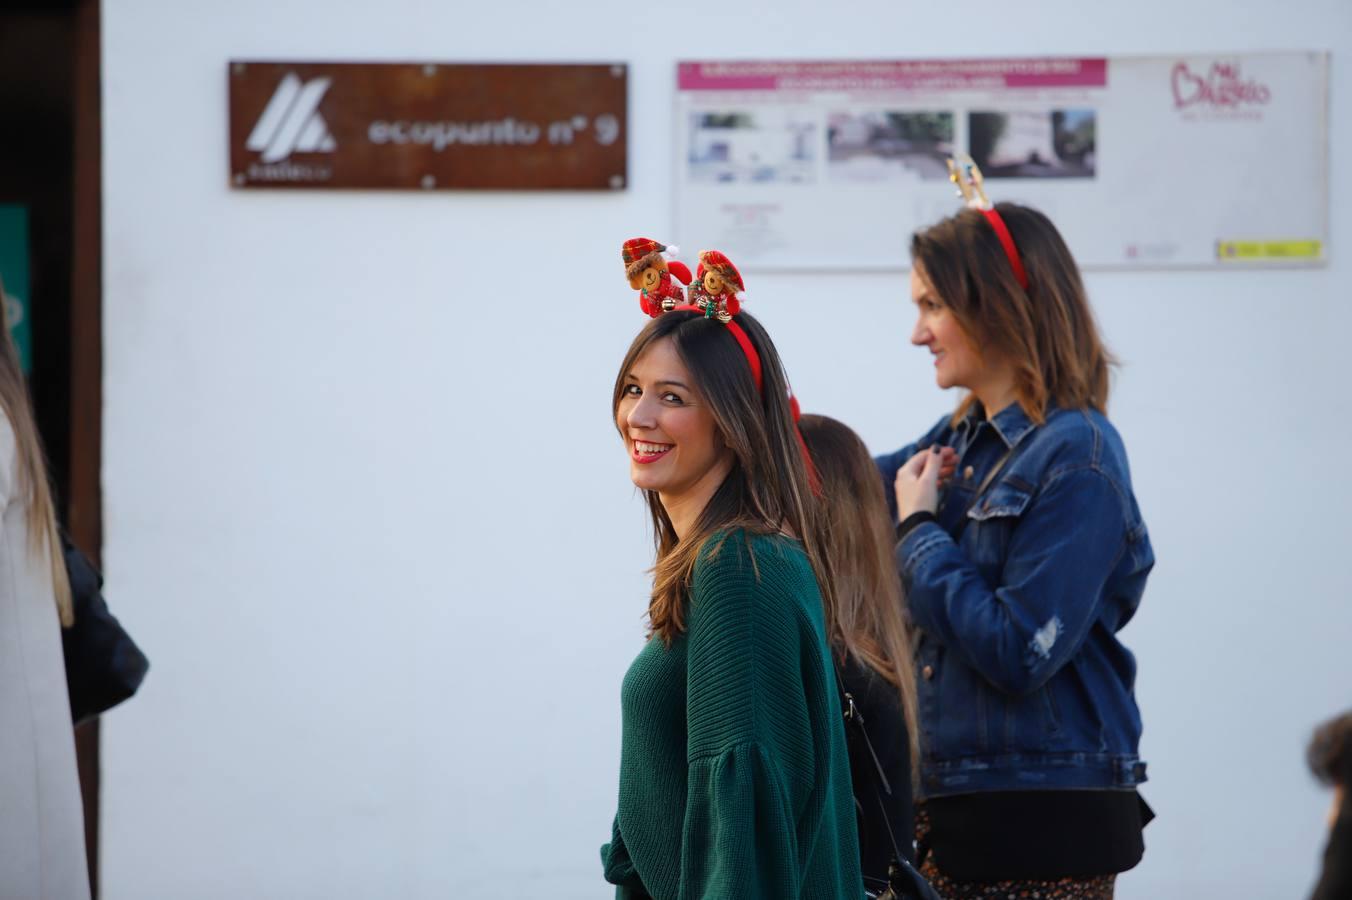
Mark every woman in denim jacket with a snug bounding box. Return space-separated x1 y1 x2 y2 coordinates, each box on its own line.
875 204 1154 899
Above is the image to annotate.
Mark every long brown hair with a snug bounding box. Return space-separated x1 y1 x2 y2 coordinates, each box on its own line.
797 414 919 767
612 309 832 645
0 275 72 624
911 202 1114 423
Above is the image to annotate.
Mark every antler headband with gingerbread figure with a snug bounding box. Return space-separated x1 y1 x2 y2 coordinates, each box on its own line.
947 153 1030 291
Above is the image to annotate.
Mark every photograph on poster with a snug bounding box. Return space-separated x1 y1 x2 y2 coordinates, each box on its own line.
827 111 954 181
968 109 1097 178
687 110 816 184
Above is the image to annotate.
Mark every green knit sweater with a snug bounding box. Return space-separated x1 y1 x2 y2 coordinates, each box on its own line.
601 530 863 899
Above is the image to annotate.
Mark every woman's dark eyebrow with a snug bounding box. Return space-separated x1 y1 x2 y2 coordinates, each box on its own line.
623 375 690 390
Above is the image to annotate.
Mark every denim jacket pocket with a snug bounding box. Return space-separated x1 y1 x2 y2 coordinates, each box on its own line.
963 477 1035 569
966 477 1035 522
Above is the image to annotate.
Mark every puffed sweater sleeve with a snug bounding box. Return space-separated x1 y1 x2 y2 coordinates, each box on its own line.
677 537 818 899
601 816 652 899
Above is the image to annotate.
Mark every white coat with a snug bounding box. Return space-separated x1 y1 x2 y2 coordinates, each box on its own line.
0 416 90 900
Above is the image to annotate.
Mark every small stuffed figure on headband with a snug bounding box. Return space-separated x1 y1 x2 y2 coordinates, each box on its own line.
622 237 692 318
688 250 745 323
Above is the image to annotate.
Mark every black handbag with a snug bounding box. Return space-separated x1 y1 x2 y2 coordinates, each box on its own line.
60 533 149 724
835 664 942 900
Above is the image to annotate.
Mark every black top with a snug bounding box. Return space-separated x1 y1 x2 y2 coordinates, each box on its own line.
1311 807 1352 900
839 654 915 881
923 789 1154 881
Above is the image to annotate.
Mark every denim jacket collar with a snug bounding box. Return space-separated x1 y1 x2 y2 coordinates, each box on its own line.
962 401 1039 449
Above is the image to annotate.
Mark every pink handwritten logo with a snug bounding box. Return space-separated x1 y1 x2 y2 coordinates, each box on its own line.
1171 62 1271 110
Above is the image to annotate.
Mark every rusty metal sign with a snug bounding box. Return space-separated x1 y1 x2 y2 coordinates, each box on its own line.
229 61 627 190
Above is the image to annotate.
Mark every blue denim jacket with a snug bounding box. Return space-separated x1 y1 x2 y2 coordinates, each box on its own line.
875 403 1153 798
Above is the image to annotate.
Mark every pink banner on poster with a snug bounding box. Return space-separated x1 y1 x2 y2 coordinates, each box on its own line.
677 58 1108 92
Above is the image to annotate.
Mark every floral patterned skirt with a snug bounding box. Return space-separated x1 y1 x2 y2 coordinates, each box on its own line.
915 805 1116 900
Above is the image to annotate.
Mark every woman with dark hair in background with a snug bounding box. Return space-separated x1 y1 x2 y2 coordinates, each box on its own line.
798 412 920 891
600 263 862 899
1307 710 1352 900
876 200 1154 899
0 275 89 899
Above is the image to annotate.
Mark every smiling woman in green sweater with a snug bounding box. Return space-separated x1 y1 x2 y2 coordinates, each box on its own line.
600 285 862 899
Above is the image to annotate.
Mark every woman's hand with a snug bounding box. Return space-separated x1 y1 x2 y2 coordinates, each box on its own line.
895 445 956 519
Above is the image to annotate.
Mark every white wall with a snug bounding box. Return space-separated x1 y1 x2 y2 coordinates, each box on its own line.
101 1 1351 897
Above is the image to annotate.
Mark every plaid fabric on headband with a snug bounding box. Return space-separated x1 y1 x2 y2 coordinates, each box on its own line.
697 249 745 291
622 238 664 266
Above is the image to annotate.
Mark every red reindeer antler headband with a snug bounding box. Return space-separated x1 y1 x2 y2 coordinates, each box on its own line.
947 153 1030 291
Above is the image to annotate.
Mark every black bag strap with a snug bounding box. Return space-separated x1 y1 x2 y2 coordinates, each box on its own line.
833 658 941 900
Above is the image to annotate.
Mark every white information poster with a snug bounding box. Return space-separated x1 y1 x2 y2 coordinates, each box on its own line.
673 53 1328 270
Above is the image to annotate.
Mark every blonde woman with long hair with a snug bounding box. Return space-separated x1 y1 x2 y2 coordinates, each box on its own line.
0 275 89 899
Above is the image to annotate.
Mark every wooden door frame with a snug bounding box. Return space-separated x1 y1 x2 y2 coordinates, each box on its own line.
70 0 102 894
